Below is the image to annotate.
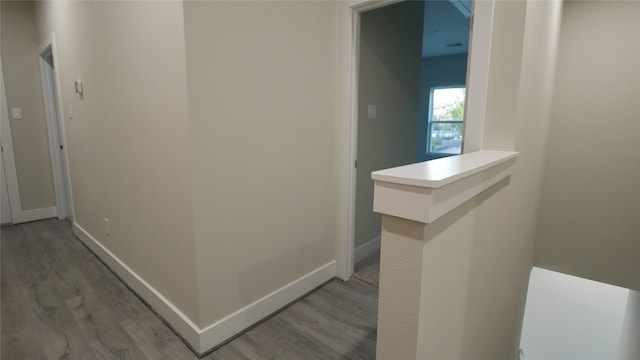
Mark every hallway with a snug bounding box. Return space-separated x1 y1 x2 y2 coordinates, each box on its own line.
1 219 378 359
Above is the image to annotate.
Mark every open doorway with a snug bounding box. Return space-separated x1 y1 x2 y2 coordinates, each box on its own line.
38 35 73 220
335 0 495 280
351 0 472 286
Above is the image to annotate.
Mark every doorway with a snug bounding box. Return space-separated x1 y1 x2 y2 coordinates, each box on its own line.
352 0 425 287
38 35 73 220
1 56 11 224
336 0 495 280
1 153 11 224
351 0 472 286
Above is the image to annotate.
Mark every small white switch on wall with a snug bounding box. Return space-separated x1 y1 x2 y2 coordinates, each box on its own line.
367 104 377 119
74 80 83 95
11 108 22 119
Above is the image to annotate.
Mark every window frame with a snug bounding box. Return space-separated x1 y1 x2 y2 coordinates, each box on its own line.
426 85 467 159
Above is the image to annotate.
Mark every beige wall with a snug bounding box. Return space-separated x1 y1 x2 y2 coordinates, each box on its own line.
406 0 561 357
455 1 562 356
183 1 338 327
536 0 640 292
31 0 339 335
20 1 613 356
355 1 424 248
33 1 200 322
1 1 55 210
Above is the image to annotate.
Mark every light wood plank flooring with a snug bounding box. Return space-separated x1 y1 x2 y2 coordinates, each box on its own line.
1 219 378 359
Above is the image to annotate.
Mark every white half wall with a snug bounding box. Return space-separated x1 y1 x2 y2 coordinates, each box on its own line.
618 291 640 360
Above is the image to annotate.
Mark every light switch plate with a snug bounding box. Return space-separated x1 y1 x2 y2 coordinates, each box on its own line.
74 80 83 95
11 108 22 119
367 104 377 119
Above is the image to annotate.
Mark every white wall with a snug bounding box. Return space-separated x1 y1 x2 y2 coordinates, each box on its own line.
355 1 424 249
536 0 640 292
618 291 640 360
1 1 56 211
520 267 629 360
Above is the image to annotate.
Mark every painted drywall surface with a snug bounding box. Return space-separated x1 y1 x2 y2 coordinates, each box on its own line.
619 291 640 360
520 268 628 360
0 1 56 211
33 1 200 322
354 1 424 249
183 1 338 327
377 215 426 359
455 1 562 357
416 53 468 162
414 0 563 358
536 0 640 292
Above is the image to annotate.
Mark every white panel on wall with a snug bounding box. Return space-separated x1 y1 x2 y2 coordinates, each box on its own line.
520 267 629 360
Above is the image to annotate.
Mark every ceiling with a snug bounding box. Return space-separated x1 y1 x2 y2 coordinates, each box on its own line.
422 0 471 58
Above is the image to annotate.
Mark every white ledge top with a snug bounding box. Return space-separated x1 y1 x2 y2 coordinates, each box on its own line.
371 150 519 189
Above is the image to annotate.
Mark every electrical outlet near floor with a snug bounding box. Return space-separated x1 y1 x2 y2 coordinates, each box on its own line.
104 218 110 237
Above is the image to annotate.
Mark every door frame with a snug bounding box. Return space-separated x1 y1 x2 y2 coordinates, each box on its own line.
1 152 12 224
335 0 495 280
0 54 22 224
38 33 74 220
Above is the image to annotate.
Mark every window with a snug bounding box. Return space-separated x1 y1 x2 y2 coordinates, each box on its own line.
427 86 466 157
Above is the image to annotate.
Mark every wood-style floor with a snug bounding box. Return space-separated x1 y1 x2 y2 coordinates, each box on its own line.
1 219 378 359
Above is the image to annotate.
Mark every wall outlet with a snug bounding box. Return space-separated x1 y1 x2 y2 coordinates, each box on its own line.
104 218 110 236
11 108 23 119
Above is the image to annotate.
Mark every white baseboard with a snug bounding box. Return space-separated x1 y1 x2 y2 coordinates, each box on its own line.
198 260 336 353
15 206 57 224
72 223 202 350
72 222 336 355
354 235 381 264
